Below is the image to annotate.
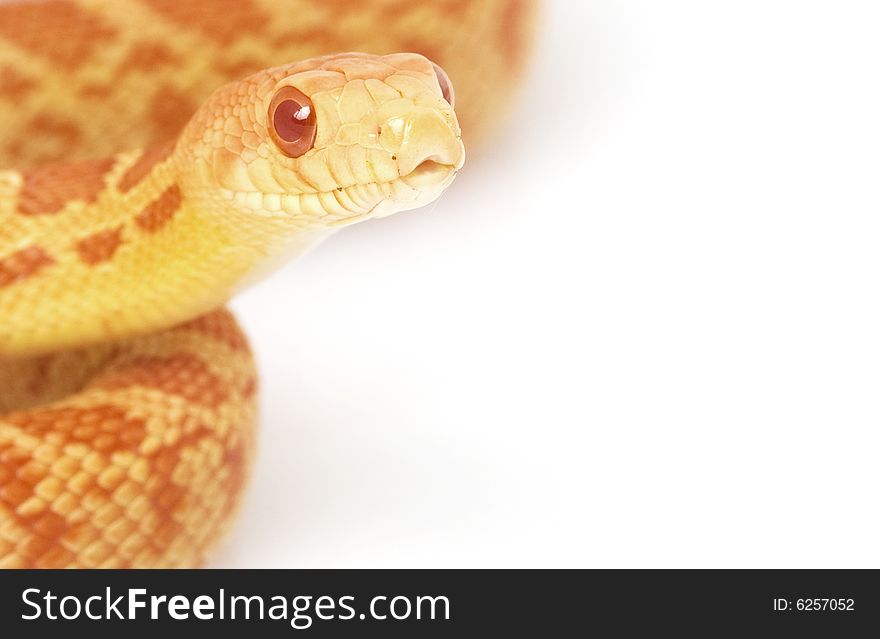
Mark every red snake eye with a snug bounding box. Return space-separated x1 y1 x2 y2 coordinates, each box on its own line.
432 63 455 108
268 86 317 158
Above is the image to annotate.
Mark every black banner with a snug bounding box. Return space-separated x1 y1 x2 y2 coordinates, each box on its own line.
0 570 876 636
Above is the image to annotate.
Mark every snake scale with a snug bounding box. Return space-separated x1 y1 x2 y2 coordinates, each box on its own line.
0 0 538 568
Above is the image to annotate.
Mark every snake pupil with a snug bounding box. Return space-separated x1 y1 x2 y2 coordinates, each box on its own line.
275 101 311 141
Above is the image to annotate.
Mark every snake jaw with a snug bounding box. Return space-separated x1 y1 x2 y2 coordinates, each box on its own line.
215 157 461 225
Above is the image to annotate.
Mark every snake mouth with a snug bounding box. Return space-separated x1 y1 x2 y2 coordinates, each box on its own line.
219 156 461 223
400 160 458 188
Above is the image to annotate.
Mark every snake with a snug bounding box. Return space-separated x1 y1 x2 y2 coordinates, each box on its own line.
0 0 538 568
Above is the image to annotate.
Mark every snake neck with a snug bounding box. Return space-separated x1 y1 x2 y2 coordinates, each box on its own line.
0 144 327 357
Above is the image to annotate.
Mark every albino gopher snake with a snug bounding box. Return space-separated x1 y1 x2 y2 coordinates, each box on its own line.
0 0 538 568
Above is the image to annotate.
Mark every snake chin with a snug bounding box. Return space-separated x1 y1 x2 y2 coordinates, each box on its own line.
368 159 461 219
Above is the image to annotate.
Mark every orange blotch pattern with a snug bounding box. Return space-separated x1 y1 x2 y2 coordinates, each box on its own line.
97 353 230 409
0 1 117 70
135 184 182 232
0 311 258 568
178 312 251 353
121 41 178 72
0 66 35 102
0 405 146 567
214 58 264 81
0 247 54 288
74 43 182 105
76 227 125 265
4 113 83 168
5 405 147 454
118 142 175 194
0 395 253 567
18 156 116 216
147 84 197 140
143 0 269 46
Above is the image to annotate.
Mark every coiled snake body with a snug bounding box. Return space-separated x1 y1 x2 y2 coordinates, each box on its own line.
0 0 537 567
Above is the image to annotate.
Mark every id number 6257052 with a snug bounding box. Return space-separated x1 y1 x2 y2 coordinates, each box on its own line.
772 598 854 612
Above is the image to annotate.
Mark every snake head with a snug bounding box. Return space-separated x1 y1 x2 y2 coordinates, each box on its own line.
183 52 465 227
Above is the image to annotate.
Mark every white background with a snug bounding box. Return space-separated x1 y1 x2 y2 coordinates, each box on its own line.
216 1 880 567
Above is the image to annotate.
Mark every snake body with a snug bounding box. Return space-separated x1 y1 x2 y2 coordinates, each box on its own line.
0 0 537 568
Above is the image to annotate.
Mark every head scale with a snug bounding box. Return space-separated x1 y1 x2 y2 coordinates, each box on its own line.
180 52 465 228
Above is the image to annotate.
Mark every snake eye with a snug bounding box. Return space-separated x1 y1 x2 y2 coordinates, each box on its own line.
432 63 455 108
268 86 317 158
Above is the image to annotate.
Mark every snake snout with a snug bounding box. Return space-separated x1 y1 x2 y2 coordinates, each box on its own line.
394 108 465 179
